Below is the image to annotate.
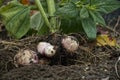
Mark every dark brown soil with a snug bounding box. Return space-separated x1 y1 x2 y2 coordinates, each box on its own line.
0 30 120 80
0 3 120 80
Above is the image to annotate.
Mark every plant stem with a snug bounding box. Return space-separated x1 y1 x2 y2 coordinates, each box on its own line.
46 0 57 32
34 0 53 32
90 0 91 6
46 0 56 17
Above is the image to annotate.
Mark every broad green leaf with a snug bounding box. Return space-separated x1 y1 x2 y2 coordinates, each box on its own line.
60 18 83 33
94 0 120 13
80 7 89 19
30 12 44 30
0 1 30 39
89 11 106 26
40 0 48 12
59 0 69 3
30 11 49 35
81 18 96 39
100 4 120 14
0 0 3 7
37 24 49 35
70 0 80 3
56 3 78 19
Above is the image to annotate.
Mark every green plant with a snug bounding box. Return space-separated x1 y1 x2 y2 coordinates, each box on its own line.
0 0 120 39
0 0 3 7
56 0 120 39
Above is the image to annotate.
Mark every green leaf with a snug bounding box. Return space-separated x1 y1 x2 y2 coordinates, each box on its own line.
30 11 49 35
89 11 106 26
94 0 120 13
0 1 30 39
60 18 83 33
80 7 89 19
37 24 49 35
100 4 120 13
30 12 44 31
56 3 78 19
70 0 80 3
81 18 96 39
0 0 3 7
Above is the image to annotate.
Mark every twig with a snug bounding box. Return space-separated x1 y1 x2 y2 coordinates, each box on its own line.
105 26 120 36
69 59 88 65
0 40 21 46
69 33 87 43
108 17 116 27
113 16 120 33
79 46 96 59
19 36 40 41
115 56 120 78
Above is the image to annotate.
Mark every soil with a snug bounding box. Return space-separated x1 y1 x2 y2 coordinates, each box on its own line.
0 28 120 80
0 2 120 80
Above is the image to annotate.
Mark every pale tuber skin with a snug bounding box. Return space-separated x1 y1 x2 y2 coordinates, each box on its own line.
37 42 56 57
14 49 38 67
62 36 79 52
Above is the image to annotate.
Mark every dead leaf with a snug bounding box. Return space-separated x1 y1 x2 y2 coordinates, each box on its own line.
96 34 116 46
